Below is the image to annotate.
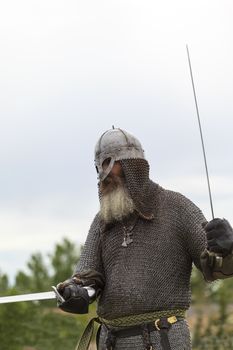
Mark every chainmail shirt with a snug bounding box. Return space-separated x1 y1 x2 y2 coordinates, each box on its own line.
74 159 207 349
75 185 207 319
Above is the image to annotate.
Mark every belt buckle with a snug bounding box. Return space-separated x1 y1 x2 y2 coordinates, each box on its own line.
155 316 177 330
167 316 177 324
154 319 161 331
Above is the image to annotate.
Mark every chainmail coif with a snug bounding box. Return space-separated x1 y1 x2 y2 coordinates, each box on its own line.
74 159 208 349
120 158 161 220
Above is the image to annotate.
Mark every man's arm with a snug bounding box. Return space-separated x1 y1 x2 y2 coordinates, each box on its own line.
57 214 105 313
72 213 105 294
178 194 233 282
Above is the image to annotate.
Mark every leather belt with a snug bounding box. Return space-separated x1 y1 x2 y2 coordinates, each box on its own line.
105 316 181 350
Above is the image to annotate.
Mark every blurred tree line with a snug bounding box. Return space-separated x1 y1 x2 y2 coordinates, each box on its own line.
191 267 233 349
0 238 233 349
0 238 95 350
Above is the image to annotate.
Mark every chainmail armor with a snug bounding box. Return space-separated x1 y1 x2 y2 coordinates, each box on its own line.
74 159 208 349
120 158 161 219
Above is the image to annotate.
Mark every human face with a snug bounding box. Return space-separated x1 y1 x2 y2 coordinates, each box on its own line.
100 160 124 195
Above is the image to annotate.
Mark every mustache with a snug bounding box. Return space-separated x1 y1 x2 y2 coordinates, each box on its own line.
99 174 125 194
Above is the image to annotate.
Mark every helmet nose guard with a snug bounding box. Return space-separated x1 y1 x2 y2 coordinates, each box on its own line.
94 128 145 181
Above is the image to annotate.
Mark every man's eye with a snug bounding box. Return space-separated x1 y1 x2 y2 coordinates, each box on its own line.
102 158 111 167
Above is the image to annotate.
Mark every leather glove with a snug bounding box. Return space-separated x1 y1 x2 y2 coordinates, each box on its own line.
56 278 89 314
57 277 82 299
203 218 233 257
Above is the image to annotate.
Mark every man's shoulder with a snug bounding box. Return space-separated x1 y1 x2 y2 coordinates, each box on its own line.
159 186 197 208
90 212 109 234
88 212 101 231
91 212 101 224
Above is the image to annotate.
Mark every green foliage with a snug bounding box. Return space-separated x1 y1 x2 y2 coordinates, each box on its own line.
16 253 50 293
0 270 9 293
0 298 39 350
0 300 92 350
0 238 86 350
14 238 81 295
191 266 233 349
49 237 80 285
192 310 233 350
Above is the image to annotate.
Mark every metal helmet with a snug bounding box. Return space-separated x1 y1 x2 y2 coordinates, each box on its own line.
95 127 145 181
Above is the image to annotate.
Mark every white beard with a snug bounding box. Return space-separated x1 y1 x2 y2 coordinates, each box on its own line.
100 185 135 223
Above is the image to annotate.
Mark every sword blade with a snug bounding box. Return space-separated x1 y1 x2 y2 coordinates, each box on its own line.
0 291 56 304
0 286 94 305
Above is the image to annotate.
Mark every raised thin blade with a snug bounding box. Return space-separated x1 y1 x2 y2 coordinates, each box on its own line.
0 291 56 304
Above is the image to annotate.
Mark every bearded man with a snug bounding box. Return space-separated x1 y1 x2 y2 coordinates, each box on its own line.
57 128 233 350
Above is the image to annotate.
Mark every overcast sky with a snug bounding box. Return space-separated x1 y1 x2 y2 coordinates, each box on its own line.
0 0 233 283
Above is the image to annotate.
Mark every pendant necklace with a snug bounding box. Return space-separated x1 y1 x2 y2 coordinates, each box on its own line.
121 225 133 247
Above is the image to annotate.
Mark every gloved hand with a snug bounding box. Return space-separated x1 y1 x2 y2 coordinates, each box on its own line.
203 218 233 257
56 278 89 314
57 277 82 300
